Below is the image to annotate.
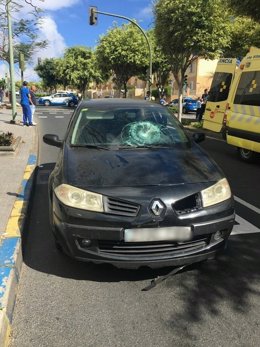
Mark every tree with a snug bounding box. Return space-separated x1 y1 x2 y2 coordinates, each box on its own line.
154 0 231 119
228 0 260 22
0 1 47 69
96 23 149 98
35 58 61 92
147 30 171 98
61 46 98 96
223 17 260 59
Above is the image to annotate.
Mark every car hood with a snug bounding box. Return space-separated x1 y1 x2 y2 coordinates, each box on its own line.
61 144 223 188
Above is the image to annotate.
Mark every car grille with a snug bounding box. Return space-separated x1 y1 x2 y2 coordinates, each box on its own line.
104 196 140 217
98 236 208 259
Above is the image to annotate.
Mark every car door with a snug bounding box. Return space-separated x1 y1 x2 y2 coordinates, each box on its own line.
51 93 62 105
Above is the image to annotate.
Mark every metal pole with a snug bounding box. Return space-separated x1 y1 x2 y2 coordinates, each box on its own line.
94 10 152 99
7 0 17 122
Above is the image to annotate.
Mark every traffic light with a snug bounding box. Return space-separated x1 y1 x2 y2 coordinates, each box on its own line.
89 6 97 25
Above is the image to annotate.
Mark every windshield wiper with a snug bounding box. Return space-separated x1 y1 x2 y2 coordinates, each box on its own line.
142 264 189 291
118 144 174 149
71 144 109 150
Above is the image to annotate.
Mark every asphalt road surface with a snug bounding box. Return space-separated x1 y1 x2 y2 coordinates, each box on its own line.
9 108 260 347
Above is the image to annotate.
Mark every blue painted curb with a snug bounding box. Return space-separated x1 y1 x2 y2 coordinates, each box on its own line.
0 238 20 269
0 153 37 346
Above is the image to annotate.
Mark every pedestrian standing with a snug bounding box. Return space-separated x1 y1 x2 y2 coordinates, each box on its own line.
200 88 209 120
196 97 202 121
20 81 33 126
30 85 37 125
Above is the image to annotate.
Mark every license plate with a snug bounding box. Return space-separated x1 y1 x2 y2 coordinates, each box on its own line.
124 226 192 242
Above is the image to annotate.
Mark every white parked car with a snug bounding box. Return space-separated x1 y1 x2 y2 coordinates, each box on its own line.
38 92 72 106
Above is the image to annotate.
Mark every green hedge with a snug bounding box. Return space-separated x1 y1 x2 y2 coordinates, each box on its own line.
151 86 171 99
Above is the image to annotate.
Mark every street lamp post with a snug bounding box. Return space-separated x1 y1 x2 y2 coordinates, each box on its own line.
6 0 17 122
89 8 152 99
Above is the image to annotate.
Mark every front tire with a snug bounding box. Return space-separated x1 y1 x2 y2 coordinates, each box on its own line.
183 107 188 114
237 147 256 162
68 100 75 107
44 100 51 106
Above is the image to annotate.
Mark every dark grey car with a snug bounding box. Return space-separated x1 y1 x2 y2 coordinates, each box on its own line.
43 99 235 269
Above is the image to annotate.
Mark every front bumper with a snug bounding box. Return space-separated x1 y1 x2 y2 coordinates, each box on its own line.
51 195 235 269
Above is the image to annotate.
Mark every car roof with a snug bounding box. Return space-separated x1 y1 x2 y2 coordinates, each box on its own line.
79 98 161 109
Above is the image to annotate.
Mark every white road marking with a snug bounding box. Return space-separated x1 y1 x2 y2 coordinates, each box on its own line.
38 116 48 118
234 195 260 214
231 215 260 235
55 115 64 118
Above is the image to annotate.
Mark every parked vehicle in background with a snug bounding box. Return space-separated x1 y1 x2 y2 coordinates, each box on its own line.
203 58 237 134
43 98 234 269
169 97 197 113
67 93 79 107
225 47 260 162
38 92 78 106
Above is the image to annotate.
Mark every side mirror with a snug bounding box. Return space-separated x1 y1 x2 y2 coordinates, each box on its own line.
192 132 205 143
43 134 63 148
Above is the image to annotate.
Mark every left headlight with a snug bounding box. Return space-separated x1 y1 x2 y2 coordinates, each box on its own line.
201 178 232 208
54 184 104 212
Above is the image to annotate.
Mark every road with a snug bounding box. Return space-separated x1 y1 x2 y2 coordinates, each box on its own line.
9 108 260 347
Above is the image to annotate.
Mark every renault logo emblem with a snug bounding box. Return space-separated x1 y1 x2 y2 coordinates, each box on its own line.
151 199 165 216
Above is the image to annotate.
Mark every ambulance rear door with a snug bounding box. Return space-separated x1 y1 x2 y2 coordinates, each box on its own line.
203 58 237 132
226 47 260 160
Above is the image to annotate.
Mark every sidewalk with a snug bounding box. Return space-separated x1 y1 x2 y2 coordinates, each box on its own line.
0 106 37 346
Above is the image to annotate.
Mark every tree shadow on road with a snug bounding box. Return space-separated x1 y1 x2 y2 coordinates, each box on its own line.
163 234 260 343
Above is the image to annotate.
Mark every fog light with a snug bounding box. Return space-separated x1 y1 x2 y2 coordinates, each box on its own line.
81 239 92 247
213 231 223 241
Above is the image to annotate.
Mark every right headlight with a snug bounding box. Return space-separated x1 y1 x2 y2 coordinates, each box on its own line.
54 184 104 212
201 178 231 208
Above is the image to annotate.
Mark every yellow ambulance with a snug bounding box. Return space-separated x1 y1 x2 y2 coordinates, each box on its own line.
225 47 260 162
203 58 237 135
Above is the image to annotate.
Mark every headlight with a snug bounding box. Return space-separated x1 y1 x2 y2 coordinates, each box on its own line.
54 184 104 212
201 178 231 207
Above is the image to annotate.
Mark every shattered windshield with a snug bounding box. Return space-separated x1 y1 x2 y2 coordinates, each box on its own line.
70 106 189 148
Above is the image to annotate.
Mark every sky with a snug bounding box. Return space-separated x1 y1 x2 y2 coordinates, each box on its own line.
1 0 154 81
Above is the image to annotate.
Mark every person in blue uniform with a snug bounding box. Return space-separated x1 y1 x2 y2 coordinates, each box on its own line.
20 81 33 126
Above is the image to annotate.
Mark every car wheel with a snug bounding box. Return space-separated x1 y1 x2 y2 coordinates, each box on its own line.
183 107 188 114
68 100 75 107
237 147 256 162
44 100 51 106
